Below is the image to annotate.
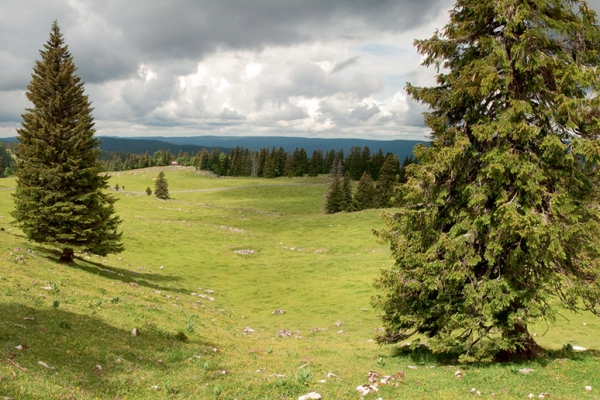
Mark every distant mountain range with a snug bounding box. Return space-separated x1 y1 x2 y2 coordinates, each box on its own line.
100 135 428 160
2 135 428 160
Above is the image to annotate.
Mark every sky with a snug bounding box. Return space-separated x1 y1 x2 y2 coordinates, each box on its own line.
1 1 599 141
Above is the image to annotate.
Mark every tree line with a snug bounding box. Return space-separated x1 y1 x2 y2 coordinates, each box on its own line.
100 145 412 182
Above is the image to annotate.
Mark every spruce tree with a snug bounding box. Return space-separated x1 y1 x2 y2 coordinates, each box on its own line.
13 21 123 263
324 174 345 214
352 172 376 210
154 171 169 199
374 154 398 208
374 0 600 361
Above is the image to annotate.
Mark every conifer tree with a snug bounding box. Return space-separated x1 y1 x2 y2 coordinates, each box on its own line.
374 0 600 361
374 154 398 208
154 171 169 199
13 21 123 263
324 174 345 214
146 187 152 196
352 172 376 210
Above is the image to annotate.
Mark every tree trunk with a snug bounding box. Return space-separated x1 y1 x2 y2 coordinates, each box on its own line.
59 248 74 263
496 322 544 361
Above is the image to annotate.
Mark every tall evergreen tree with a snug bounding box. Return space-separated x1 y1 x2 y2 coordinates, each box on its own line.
352 172 377 210
374 0 600 361
154 171 169 199
374 154 398 208
13 22 123 263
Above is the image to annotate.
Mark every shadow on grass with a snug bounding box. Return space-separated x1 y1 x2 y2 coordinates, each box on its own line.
0 303 221 399
28 244 191 295
390 343 599 367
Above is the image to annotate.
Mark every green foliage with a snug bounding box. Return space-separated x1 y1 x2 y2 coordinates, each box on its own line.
352 172 377 211
12 21 123 263
374 154 398 208
374 0 600 361
154 171 169 199
145 186 152 196
296 367 313 385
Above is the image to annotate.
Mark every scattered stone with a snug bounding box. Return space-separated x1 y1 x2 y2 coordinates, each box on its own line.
334 321 342 327
157 359 163 365
368 371 379 383
519 368 535 374
528 394 534 399
380 371 404 385
38 361 55 369
160 266 164 269
205 289 214 294
455 370 463 379
356 384 378 396
408 365 417 370
155 290 161 294
298 392 322 400
277 329 292 338
538 394 550 398
311 327 327 332
272 309 285 315
234 249 255 255
244 327 256 334
131 328 140 336
583 322 587 326
572 346 586 352
41 286 52 290
15 345 24 351
585 386 592 391
337 330 344 334
93 365 102 374
151 385 159 390
128 282 138 287
23 317 34 321
326 372 337 379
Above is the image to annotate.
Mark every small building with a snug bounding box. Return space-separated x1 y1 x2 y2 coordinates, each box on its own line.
171 161 179 166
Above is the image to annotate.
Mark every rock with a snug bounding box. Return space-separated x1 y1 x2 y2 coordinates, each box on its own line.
298 392 322 400
277 329 292 337
368 371 379 383
326 372 337 379
380 371 404 385
93 365 102 373
128 282 138 287
585 386 592 391
334 321 342 327
538 394 550 398
356 384 378 396
408 365 417 370
572 345 586 351
23 317 34 321
519 368 535 374
455 370 463 379
272 309 285 315
205 289 213 294
15 345 24 351
38 361 55 369
131 328 140 336
244 327 256 334
337 330 344 334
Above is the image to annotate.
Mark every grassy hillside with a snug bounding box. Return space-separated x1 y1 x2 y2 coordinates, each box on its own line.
0 168 598 399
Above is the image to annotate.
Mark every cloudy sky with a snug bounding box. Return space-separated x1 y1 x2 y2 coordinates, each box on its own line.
1 1 599 140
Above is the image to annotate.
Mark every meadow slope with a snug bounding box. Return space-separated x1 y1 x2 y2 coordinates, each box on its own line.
0 167 598 399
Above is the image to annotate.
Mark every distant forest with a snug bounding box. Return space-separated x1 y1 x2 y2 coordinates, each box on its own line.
100 145 415 181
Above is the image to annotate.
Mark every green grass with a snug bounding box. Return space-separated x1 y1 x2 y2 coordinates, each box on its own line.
0 167 598 399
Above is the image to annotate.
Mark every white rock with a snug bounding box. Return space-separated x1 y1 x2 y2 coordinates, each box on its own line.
572 345 586 351
334 321 342 327
455 370 463 379
356 384 378 396
298 392 322 400
327 372 337 379
159 266 164 269
244 327 256 334
585 386 592 391
93 365 102 372
528 394 534 399
132 328 140 336
519 368 535 374
151 385 159 390
38 361 55 369
408 365 417 370
538 393 550 399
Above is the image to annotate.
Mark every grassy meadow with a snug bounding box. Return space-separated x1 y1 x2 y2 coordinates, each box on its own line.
0 166 598 399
